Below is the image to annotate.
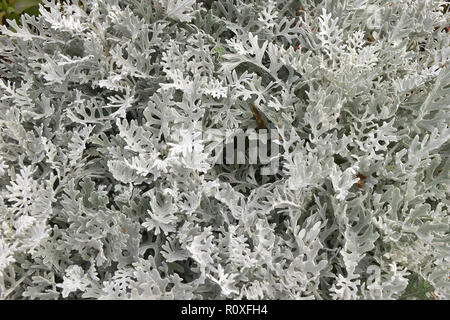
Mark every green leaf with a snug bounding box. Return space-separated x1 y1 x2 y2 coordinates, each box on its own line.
21 4 39 16
12 0 40 13
400 273 435 300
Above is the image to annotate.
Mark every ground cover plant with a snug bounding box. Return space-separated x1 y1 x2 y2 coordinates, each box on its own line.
0 0 449 299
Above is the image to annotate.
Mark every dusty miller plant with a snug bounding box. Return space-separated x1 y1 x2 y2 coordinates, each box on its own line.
0 0 449 299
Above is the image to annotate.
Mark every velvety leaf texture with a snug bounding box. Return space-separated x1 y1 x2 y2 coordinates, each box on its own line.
0 0 448 300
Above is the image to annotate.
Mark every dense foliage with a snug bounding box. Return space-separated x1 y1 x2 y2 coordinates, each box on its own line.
0 0 449 299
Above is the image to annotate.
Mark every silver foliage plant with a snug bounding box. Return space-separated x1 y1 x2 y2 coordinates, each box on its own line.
0 0 449 300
